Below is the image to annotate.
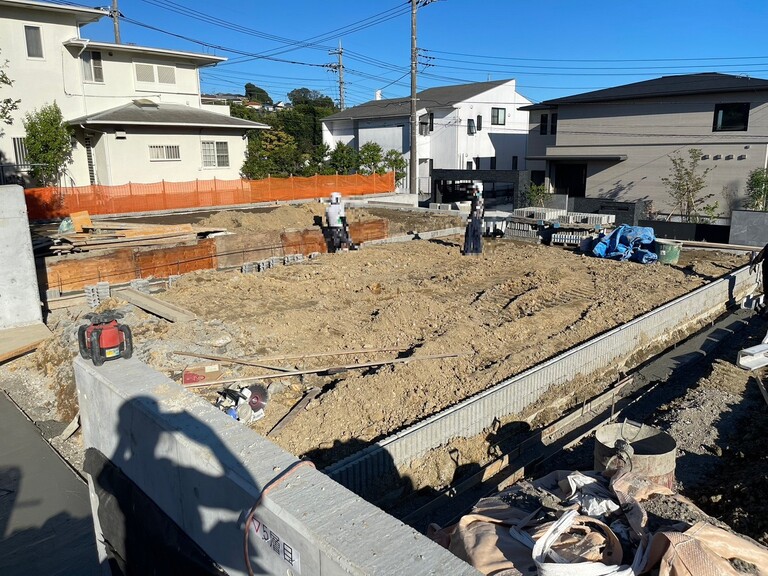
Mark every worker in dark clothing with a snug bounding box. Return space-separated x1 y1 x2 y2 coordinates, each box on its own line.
750 242 768 316
462 182 484 256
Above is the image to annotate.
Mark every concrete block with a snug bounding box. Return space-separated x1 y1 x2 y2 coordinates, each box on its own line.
0 185 43 328
74 358 478 576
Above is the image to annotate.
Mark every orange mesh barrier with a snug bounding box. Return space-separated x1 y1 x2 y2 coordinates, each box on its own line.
24 172 396 220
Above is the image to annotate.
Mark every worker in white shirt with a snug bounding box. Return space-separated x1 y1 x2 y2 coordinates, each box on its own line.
325 192 355 252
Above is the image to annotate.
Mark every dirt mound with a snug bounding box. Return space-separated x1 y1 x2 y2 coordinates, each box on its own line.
198 203 464 236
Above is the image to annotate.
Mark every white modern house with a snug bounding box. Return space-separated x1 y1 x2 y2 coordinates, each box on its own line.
321 79 531 194
0 0 268 187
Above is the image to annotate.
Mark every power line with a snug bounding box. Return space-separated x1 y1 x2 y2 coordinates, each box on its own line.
422 48 768 64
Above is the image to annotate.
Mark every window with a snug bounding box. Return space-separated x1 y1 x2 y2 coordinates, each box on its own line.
491 107 506 125
202 141 229 168
12 137 28 165
490 156 496 170
24 26 43 58
466 160 473 170
82 51 104 83
149 145 181 161
550 113 558 135
429 112 434 131
512 156 518 170
476 114 483 131
467 118 476 135
157 65 176 85
419 122 429 136
540 114 549 135
712 103 750 132
134 62 176 86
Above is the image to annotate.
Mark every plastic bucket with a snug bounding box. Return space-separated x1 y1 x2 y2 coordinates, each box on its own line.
593 421 677 488
654 239 682 265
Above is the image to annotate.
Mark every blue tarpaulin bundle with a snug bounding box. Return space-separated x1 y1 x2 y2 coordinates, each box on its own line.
590 224 658 264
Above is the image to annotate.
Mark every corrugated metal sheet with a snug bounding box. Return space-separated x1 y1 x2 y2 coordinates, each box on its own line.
327 266 755 495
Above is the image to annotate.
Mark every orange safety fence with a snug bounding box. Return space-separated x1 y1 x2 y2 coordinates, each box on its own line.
24 172 396 220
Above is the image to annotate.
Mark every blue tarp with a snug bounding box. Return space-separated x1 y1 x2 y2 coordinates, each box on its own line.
590 224 658 264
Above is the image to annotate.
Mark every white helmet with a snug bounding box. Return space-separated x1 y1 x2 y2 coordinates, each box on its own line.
330 192 342 204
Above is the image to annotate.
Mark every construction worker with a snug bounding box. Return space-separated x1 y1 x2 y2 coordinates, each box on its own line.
325 192 355 252
462 182 484 256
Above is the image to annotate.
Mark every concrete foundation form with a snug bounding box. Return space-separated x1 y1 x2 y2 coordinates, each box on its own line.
74 358 478 576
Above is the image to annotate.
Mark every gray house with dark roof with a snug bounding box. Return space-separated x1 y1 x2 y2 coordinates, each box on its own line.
521 73 768 216
322 80 531 193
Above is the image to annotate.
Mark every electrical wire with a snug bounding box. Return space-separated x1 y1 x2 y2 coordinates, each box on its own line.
119 16 332 68
243 460 316 576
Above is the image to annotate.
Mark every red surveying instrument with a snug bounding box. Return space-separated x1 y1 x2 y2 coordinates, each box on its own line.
78 311 133 366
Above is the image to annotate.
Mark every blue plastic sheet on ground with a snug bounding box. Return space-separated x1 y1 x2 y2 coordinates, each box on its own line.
590 224 658 264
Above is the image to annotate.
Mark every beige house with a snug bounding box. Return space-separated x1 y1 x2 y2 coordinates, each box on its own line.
522 73 768 216
0 0 267 187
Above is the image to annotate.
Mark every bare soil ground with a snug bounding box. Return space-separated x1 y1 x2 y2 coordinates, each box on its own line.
2 205 764 543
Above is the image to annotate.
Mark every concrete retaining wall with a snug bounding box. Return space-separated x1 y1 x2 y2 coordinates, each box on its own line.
0 185 42 328
74 358 478 576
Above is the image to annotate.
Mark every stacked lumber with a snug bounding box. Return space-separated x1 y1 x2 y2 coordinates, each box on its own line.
51 213 226 253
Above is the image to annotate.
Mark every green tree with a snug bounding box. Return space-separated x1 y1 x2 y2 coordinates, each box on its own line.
241 129 299 179
745 167 768 211
525 181 549 207
244 83 273 105
383 149 407 184
23 102 73 186
1 51 20 135
287 87 334 108
328 141 358 174
300 142 333 176
661 148 713 222
358 141 384 175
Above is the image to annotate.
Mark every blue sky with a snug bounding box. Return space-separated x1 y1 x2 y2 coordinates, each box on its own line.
77 0 768 106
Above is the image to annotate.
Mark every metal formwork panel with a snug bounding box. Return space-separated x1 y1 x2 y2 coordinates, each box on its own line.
327 267 755 496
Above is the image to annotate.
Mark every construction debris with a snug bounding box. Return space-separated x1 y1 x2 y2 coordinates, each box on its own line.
50 213 226 253
430 467 768 576
181 352 466 389
116 287 197 322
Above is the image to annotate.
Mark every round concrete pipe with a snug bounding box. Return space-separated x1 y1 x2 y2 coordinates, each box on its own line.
593 421 677 488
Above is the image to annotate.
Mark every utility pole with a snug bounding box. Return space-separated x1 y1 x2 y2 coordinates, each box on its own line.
329 42 345 110
409 0 418 196
110 0 121 44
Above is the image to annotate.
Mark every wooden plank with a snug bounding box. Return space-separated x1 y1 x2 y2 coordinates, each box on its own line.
69 211 93 233
661 238 766 252
215 232 283 268
172 351 296 373
281 229 326 256
184 353 465 388
43 248 136 292
116 288 197 322
0 323 52 363
268 387 322 436
135 238 217 278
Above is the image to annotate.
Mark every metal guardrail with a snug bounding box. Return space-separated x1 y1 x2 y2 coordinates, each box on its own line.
327 266 755 496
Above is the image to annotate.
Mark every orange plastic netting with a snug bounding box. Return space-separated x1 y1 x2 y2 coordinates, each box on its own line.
24 172 396 219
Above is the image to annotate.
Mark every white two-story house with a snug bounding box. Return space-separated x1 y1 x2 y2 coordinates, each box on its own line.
0 0 267 187
321 79 531 195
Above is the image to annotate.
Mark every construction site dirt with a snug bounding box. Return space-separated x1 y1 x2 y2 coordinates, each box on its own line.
4 205 767 549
